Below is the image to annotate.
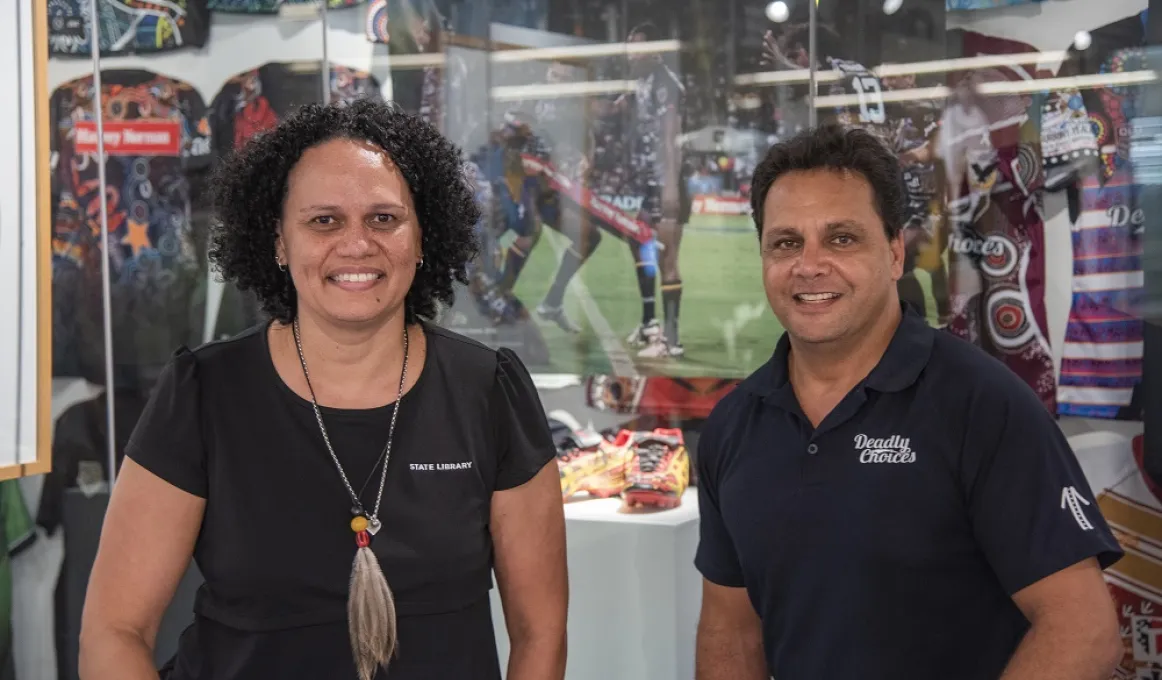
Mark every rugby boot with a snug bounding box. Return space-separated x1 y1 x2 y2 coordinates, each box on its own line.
623 428 690 509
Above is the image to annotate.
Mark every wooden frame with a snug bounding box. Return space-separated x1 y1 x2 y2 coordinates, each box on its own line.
0 0 51 480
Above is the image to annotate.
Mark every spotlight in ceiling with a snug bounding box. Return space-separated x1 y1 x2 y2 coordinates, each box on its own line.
1073 30 1092 51
883 0 903 14
765 1 790 23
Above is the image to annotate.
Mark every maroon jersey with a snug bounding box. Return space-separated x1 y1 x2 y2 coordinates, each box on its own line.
938 31 1093 414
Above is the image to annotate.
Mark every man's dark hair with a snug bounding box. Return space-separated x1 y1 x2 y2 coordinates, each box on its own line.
208 98 480 325
749 123 906 240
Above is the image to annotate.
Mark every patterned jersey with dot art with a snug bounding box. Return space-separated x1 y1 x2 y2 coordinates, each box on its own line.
50 70 212 388
47 0 210 57
936 30 1099 414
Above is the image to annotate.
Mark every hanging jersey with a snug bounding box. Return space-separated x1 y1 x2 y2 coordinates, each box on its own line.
940 115 1058 413
0 480 35 680
365 3 447 127
382 61 443 127
939 79 1058 412
950 29 1098 188
820 59 941 227
33 390 145 680
47 0 210 57
935 30 1101 414
50 70 212 388
208 62 380 157
1062 170 1146 419
1056 16 1148 420
36 391 145 536
203 62 381 341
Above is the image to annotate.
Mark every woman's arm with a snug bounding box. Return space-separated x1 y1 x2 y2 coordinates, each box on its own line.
491 462 568 680
79 458 206 680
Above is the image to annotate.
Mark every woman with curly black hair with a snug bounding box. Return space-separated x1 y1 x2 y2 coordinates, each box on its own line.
79 99 568 680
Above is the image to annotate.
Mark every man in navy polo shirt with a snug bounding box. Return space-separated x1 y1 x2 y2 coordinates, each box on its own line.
693 123 1124 680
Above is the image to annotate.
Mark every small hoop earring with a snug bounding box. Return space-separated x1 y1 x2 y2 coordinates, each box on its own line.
417 257 424 269
276 256 287 272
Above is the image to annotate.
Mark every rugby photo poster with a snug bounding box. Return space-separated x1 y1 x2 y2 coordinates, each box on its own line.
435 6 782 381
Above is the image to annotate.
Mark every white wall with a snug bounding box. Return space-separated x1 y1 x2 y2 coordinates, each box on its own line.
950 0 1148 441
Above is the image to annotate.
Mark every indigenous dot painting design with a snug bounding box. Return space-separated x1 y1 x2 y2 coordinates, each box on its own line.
366 0 389 43
987 285 1036 352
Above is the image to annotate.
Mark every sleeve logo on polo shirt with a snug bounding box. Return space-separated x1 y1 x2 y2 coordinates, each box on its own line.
1061 486 1095 531
853 434 916 464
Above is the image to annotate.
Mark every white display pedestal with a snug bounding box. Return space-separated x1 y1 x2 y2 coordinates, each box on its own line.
490 488 702 680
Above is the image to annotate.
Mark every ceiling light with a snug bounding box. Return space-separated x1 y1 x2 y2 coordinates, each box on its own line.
766 1 790 23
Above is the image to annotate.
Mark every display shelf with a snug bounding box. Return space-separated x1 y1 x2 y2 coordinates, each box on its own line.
562 488 700 527
491 488 701 680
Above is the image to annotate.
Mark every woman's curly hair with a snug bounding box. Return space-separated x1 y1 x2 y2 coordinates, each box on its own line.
208 98 481 324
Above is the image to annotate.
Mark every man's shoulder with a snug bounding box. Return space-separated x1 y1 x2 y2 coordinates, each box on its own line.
703 365 769 445
927 329 1022 383
923 329 1051 418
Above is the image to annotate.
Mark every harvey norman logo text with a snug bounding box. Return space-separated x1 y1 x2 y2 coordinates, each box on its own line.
854 434 916 464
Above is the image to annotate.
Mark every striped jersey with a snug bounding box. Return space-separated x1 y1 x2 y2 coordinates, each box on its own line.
1056 14 1147 420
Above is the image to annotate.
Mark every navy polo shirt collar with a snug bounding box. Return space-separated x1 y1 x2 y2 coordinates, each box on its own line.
742 303 934 406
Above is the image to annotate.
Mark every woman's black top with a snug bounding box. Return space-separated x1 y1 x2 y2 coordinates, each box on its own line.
126 321 556 680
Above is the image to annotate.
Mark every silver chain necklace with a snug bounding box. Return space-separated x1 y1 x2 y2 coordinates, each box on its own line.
292 318 409 536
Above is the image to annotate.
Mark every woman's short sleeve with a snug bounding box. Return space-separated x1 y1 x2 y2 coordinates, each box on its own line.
125 347 209 498
491 348 556 490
